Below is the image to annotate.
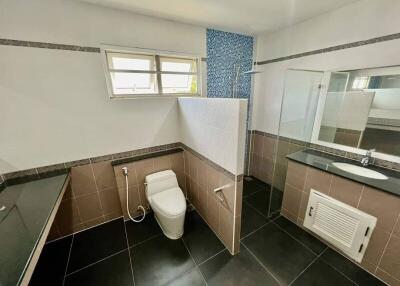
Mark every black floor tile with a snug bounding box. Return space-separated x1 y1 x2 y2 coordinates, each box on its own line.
321 248 386 286
166 267 206 286
269 189 283 215
131 235 195 286
125 213 162 246
243 177 267 198
29 235 73 286
199 248 279 286
244 190 270 217
67 218 127 273
273 216 327 255
242 223 316 285
64 250 133 286
182 211 225 264
291 258 355 286
241 202 269 238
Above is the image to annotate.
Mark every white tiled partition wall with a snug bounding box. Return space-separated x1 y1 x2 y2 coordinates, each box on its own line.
178 97 247 254
178 97 247 175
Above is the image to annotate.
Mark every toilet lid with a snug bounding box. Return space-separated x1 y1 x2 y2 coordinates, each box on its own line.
151 187 186 216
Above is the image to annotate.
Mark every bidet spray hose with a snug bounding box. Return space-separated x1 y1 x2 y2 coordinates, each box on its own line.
122 167 145 223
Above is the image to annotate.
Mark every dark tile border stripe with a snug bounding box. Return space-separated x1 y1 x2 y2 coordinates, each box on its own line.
256 32 400 65
179 142 243 181
0 38 100 53
249 129 400 172
0 141 243 188
111 148 183 166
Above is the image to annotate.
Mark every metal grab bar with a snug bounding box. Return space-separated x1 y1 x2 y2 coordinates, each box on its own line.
213 184 231 202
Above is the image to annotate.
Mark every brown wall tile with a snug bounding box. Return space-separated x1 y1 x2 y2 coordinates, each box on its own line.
153 155 171 173
376 268 400 286
286 161 307 190
379 235 400 280
298 191 310 221
363 227 391 265
75 192 103 222
135 158 155 186
99 189 122 215
70 164 97 196
304 167 332 194
54 198 82 236
206 190 220 231
62 181 74 201
394 216 400 237
282 183 302 217
253 134 263 157
262 136 276 160
170 153 184 174
219 205 234 252
92 161 117 191
358 187 400 233
329 176 363 207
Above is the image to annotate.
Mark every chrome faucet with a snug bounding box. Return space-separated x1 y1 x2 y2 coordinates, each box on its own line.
361 149 375 166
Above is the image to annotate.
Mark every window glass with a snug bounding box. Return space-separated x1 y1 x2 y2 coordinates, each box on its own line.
104 51 200 97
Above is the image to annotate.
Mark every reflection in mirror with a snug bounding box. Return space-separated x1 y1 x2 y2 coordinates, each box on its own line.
318 67 400 157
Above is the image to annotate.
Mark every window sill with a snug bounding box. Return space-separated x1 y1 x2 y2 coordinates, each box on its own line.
109 94 202 100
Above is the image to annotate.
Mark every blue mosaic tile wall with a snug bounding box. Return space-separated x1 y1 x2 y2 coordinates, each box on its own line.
206 29 254 98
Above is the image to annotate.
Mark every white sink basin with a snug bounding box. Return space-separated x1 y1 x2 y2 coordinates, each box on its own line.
332 162 388 180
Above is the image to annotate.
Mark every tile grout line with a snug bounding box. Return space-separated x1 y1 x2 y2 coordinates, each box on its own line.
181 238 209 286
375 213 400 273
197 247 227 267
65 248 127 277
270 219 327 255
240 242 282 286
62 234 75 286
288 247 328 286
356 186 365 208
49 216 124 242
240 221 271 241
318 250 388 286
131 233 163 248
123 220 136 286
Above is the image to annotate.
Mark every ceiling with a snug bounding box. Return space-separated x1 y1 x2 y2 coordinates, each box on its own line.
80 0 359 35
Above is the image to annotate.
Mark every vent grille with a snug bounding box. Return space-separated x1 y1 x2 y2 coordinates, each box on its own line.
303 189 377 262
313 202 359 247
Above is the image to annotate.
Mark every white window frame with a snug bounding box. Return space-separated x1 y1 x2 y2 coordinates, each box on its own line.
101 45 202 99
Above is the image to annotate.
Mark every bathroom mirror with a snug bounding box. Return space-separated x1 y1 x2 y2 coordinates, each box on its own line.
314 66 400 157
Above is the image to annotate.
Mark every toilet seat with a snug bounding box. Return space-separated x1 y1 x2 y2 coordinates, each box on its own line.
150 187 186 217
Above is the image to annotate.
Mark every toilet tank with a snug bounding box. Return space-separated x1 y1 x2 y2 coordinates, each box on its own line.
145 170 179 197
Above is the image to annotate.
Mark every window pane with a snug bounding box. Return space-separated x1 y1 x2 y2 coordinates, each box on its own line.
160 57 197 73
110 72 158 95
161 74 197 94
107 52 156 71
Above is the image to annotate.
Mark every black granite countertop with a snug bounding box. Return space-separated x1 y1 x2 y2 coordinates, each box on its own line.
0 174 69 286
287 149 400 197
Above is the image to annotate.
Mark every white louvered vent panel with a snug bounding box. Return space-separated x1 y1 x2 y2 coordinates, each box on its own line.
304 190 377 263
313 202 360 247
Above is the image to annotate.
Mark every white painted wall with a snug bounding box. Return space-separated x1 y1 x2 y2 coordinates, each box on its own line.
252 0 400 135
178 98 247 175
0 0 206 173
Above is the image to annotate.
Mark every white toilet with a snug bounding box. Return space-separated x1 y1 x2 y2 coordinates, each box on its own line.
145 170 186 239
